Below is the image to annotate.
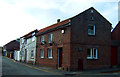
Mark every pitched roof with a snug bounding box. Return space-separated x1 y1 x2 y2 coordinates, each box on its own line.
36 7 112 36
72 7 111 25
4 40 20 51
37 19 70 36
111 21 120 40
22 29 38 39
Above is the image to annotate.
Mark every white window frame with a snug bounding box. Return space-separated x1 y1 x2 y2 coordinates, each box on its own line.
31 50 34 58
21 38 24 43
88 24 95 35
48 34 53 43
40 49 44 58
48 48 53 59
87 48 98 59
41 36 45 44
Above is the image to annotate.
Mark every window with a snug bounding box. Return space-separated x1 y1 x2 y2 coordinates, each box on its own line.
41 36 44 44
31 50 34 58
48 34 53 43
87 48 98 59
40 49 44 58
25 40 27 44
48 48 53 59
90 16 94 20
21 38 24 43
91 9 93 13
88 24 95 35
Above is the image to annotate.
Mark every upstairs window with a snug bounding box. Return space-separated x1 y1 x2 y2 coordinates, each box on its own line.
88 24 95 35
90 16 94 20
21 38 24 43
40 49 44 58
32 32 35 42
87 48 98 59
48 48 53 59
25 40 27 44
48 34 53 43
41 36 45 44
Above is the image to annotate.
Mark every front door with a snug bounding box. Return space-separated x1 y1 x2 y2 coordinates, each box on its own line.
58 47 63 67
111 46 118 66
78 59 83 70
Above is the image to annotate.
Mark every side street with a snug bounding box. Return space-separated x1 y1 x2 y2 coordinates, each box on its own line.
1 7 120 76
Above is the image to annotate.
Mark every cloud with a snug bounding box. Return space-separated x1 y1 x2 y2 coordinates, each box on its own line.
0 0 118 46
0 0 40 46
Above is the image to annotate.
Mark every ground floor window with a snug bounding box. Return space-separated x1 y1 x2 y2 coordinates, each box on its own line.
48 48 53 59
87 48 98 59
40 49 44 58
31 50 34 58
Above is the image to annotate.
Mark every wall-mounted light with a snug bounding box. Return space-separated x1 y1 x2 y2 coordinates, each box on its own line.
61 29 65 34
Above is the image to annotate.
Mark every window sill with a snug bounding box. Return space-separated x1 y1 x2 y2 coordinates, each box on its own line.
40 57 44 59
90 19 94 21
88 34 95 36
31 57 34 59
48 57 53 59
87 58 98 60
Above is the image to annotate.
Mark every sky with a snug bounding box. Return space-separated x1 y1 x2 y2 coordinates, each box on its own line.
0 0 119 46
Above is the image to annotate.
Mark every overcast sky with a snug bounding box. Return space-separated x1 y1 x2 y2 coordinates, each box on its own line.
0 0 119 46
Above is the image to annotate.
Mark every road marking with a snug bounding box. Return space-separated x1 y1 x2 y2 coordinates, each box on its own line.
8 58 62 75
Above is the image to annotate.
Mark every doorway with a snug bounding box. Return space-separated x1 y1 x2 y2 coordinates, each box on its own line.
58 47 63 68
111 46 118 66
78 59 83 70
25 49 27 63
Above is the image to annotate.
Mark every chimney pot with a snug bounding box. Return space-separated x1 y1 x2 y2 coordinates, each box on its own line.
57 19 60 23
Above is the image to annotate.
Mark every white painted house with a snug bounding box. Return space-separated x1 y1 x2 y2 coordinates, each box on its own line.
20 29 38 64
14 50 21 61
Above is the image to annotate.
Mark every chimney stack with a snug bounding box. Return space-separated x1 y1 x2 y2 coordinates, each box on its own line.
57 19 60 23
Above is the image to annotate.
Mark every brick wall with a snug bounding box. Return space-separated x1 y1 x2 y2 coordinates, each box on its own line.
70 7 111 70
36 26 71 69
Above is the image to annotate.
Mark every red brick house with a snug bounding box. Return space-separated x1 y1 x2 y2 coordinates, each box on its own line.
36 7 112 71
111 21 120 66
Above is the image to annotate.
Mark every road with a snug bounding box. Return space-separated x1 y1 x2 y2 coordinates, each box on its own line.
2 56 120 77
2 56 58 76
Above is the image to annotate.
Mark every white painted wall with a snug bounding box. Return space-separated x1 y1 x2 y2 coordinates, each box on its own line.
20 35 37 64
14 50 21 61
